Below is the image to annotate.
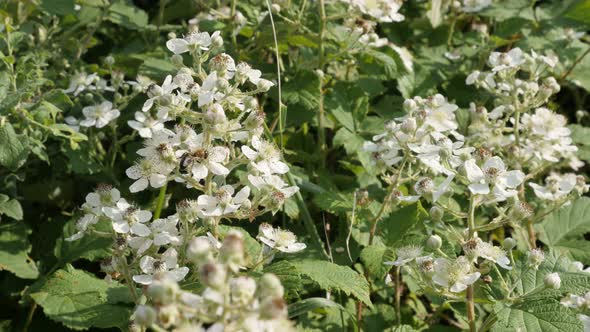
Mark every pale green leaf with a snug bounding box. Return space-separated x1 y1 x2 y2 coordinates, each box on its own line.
29 265 134 330
0 222 38 279
291 260 372 306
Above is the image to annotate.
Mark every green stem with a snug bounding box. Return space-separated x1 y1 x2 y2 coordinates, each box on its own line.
22 303 37 332
395 267 402 325
317 0 327 168
153 182 168 220
265 0 284 150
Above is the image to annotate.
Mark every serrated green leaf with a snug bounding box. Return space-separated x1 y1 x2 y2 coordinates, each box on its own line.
360 244 394 280
291 259 372 306
313 191 354 214
263 260 302 295
379 202 429 247
29 265 134 330
0 123 29 170
565 0 590 26
0 222 38 279
40 0 76 16
536 197 590 264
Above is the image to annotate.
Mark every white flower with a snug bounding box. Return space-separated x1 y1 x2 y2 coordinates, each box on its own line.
384 245 430 266
128 215 183 254
465 238 512 270
432 256 481 293
65 214 99 241
177 134 230 180
133 248 189 285
128 109 171 138
521 108 571 140
257 223 306 253
197 185 250 217
79 101 120 129
103 199 152 235
65 116 80 132
488 48 525 72
198 72 223 107
348 0 405 22
166 31 220 54
241 136 289 175
529 173 577 201
125 157 172 193
464 157 524 201
142 75 177 112
561 292 590 309
248 174 299 207
64 72 99 95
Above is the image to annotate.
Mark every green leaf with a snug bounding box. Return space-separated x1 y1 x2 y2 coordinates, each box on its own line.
288 297 346 319
54 219 113 264
565 0 590 26
491 250 586 331
313 191 354 214
218 225 261 266
360 244 394 281
569 124 590 162
291 259 372 306
0 222 39 279
0 194 23 220
29 265 134 330
0 123 30 170
379 202 429 246
40 0 76 16
282 71 320 111
536 197 590 263
107 1 149 30
263 260 302 295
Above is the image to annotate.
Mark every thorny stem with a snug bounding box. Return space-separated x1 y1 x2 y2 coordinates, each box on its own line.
265 0 284 150
561 46 590 81
153 182 168 220
317 0 327 168
467 196 476 332
395 266 402 326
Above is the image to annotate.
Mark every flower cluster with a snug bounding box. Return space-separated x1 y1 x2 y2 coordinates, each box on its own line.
364 48 588 305
131 230 294 331
342 0 405 23
65 30 301 330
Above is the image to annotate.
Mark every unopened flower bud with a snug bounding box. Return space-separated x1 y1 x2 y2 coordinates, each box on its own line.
230 276 257 304
199 263 227 290
211 34 224 48
401 117 417 134
104 55 115 66
544 272 561 289
134 305 156 327
403 99 417 112
429 206 444 222
158 305 180 328
171 54 184 66
271 3 281 13
502 237 517 250
167 32 177 39
187 236 213 264
220 231 245 269
258 273 284 299
426 235 442 250
147 278 179 304
260 297 287 319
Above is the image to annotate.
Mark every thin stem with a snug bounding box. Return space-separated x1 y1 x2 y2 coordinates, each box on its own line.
561 46 590 81
317 0 327 168
153 182 168 220
467 196 476 331
526 219 537 248
395 267 402 325
514 109 521 146
467 285 476 332
265 0 284 150
22 303 37 332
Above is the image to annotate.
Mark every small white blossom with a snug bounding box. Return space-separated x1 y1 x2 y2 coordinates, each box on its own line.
79 101 120 129
133 248 189 285
432 256 481 293
197 185 250 217
464 157 524 202
257 223 306 253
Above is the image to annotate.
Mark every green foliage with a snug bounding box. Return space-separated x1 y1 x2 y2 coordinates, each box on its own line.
28 265 134 330
0 222 38 279
291 259 372 306
537 197 590 264
0 193 23 220
0 123 29 170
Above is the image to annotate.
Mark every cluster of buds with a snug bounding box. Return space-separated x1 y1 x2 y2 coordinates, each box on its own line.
131 230 294 331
